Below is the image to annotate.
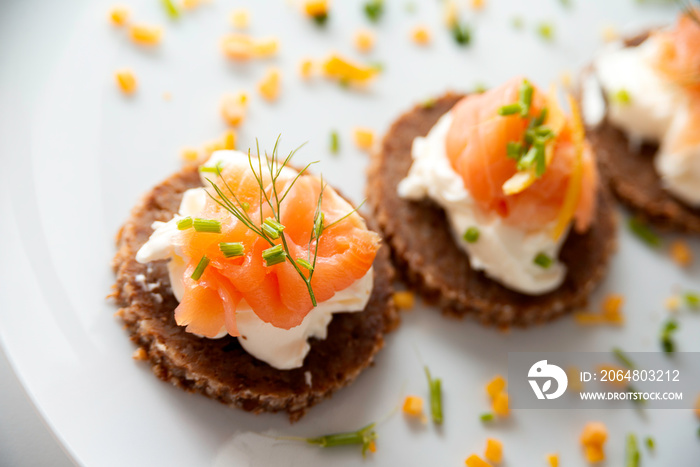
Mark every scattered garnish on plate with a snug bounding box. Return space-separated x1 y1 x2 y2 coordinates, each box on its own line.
299 58 314 80
452 22 472 46
546 453 559 467
536 22 555 42
321 54 381 87
231 8 250 30
627 217 661 248
128 24 163 47
484 438 503 463
411 25 432 45
685 291 700 310
393 291 415 310
470 0 486 10
115 69 137 95
465 454 492 467
258 67 281 101
480 412 494 422
221 34 278 61
424 366 443 424
161 0 180 20
402 395 424 418
601 24 619 43
580 422 607 463
304 0 329 26
443 0 458 27
109 5 129 26
353 127 375 151
220 92 248 127
669 240 693 267
364 0 384 22
280 422 378 457
354 29 375 53
625 433 640 467
660 318 679 353
330 130 340 154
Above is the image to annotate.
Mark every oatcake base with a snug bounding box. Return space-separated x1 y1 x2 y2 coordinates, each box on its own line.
112 165 398 422
367 93 617 327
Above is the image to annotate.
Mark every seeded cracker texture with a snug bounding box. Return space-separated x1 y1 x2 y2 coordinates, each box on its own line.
112 165 398 422
585 33 700 233
367 93 617 327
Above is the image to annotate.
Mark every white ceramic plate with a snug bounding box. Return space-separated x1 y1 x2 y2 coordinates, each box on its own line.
1 0 699 465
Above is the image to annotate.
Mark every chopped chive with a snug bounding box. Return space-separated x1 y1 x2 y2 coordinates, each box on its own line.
262 244 286 267
463 227 480 243
612 347 637 369
660 318 679 353
363 0 384 22
533 252 553 268
519 80 533 117
330 130 340 154
517 145 538 170
162 0 180 19
626 433 640 467
314 211 325 238
480 412 494 422
628 218 661 248
424 366 443 425
536 22 555 41
312 12 328 26
452 22 472 46
498 103 524 116
421 97 436 109
191 255 210 280
219 242 244 258
532 108 548 127
193 218 222 233
262 217 286 240
296 258 313 270
199 161 225 173
612 89 632 105
511 16 524 30
305 422 377 457
473 83 488 94
177 217 193 230
506 142 523 160
684 292 700 310
645 436 655 451
534 141 546 177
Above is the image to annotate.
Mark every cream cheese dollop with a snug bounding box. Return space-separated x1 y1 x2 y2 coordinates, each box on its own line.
583 37 700 206
136 150 373 370
397 112 567 295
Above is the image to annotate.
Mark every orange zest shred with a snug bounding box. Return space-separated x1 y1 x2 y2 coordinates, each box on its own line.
551 93 584 240
109 6 129 26
115 69 137 94
574 293 625 326
258 68 281 101
393 291 415 310
221 34 278 61
411 25 432 45
353 127 375 151
322 54 380 84
402 395 424 416
128 24 163 46
485 375 506 399
484 438 503 463
465 454 493 467
670 240 693 267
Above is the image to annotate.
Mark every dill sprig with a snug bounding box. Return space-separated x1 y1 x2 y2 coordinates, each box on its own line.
201 137 363 308
676 0 700 28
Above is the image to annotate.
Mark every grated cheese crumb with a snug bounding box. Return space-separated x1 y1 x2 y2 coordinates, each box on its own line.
465 454 493 467
181 147 200 163
128 24 163 46
665 295 680 312
492 392 509 417
393 291 415 310
132 347 148 360
411 25 432 45
220 92 249 126
670 240 693 267
484 438 502 463
402 395 424 416
353 127 375 151
546 453 559 467
601 25 619 43
299 58 314 79
354 29 375 53
115 69 137 94
109 5 130 26
258 67 281 101
485 375 506 399
470 0 485 10
231 8 250 29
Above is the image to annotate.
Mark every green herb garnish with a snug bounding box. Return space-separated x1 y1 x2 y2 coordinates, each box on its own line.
559 0 573 8
625 433 641 467
684 292 700 310
536 22 555 41
177 217 193 230
498 103 524 116
262 244 286 267
262 217 286 239
660 319 679 353
474 83 488 93
628 217 661 248
511 16 524 30
421 97 436 109
612 89 632 105
277 422 377 457
219 242 244 258
533 252 553 268
506 141 523 159
645 436 655 451
612 347 637 369
296 258 313 270
312 12 328 26
199 161 225 173
162 0 180 19
480 412 494 422
452 22 472 46
191 255 210 280
519 80 533 117
463 227 480 243
193 218 222 233
364 0 384 22
424 366 443 425
330 130 340 154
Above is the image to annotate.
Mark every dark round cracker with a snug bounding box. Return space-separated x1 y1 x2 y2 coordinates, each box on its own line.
586 33 700 233
112 165 398 422
367 93 617 327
